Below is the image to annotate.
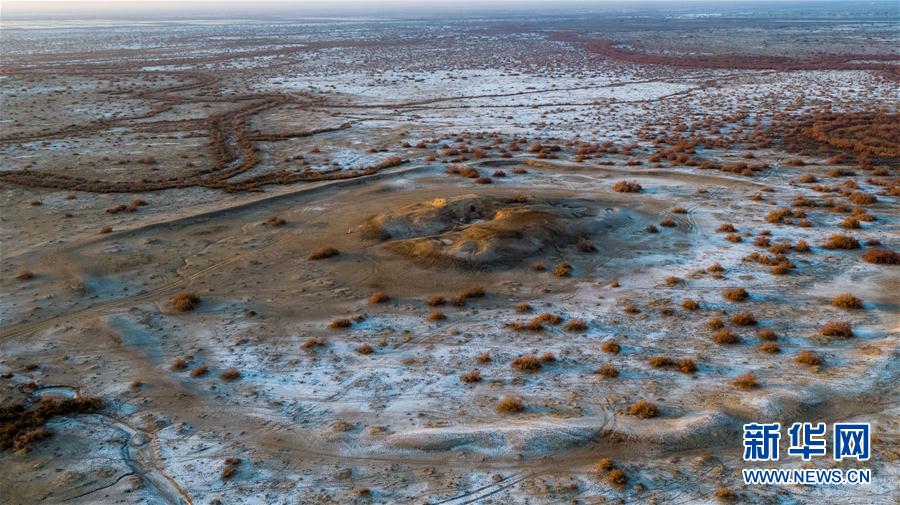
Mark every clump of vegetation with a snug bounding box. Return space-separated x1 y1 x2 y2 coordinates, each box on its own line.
565 318 587 332
660 218 677 228
821 321 853 338
678 358 697 373
515 302 533 313
511 354 542 372
14 270 33 282
758 342 781 353
681 299 700 311
725 233 742 243
848 192 876 205
426 310 446 321
171 292 199 312
330 318 352 329
822 234 859 250
795 350 823 367
496 396 524 414
189 365 208 377
794 240 810 252
577 237 597 252
730 312 757 326
716 223 736 233
356 343 374 355
601 340 621 354
265 216 286 226
221 458 241 480
553 262 572 277
308 247 340 260
732 372 759 390
723 287 748 302
596 362 619 378
220 368 241 381
648 356 674 368
623 303 640 314
460 370 481 383
715 487 736 502
426 295 446 306
368 291 390 304
171 356 189 371
707 317 725 330
612 180 642 193
1 397 103 453
476 352 491 363
452 287 486 306
862 248 900 265
607 468 628 489
831 293 862 309
302 337 326 350
628 400 658 418
757 328 777 341
712 328 739 344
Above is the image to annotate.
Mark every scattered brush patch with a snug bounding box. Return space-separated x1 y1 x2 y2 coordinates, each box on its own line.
665 276 683 286
189 365 209 377
730 312 757 326
426 295 446 306
460 370 481 383
794 240 810 252
831 293 863 309
308 247 340 260
758 342 781 354
302 337 326 350
596 362 619 378
628 400 658 419
601 340 621 354
369 291 390 304
511 354 542 372
862 248 900 265
99 226 113 234
795 350 823 367
732 373 759 390
841 217 861 229
171 292 199 312
221 458 241 480
681 299 700 311
170 356 189 371
426 310 447 321
716 223 736 233
715 487 736 502
757 328 777 341
660 218 677 228
707 317 725 330
623 303 640 314
220 368 241 381
577 237 597 252
612 180 642 193
678 358 697 373
645 224 659 233
822 234 860 250
553 262 572 277
496 395 524 414
539 352 556 363
565 319 588 332
14 270 33 282
671 207 687 214
821 321 853 338
648 356 674 368
848 192 876 205
531 261 546 271
723 287 748 302
707 263 724 273
329 318 352 329
452 287 486 306
476 352 491 364
356 343 374 355
1 397 103 453
515 302 533 313
607 468 628 489
712 328 740 344
726 233 742 243
534 312 563 325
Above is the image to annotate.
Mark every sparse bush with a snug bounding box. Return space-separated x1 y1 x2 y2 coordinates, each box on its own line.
841 217 861 229
862 248 900 265
460 370 481 383
822 234 859 250
596 362 619 378
831 293 862 309
707 317 725 330
678 358 697 373
665 276 683 286
681 299 700 311
623 303 640 314
426 295 446 306
553 262 572 277
302 337 326 349
726 233 742 243
515 302 533 313
732 372 758 390
308 247 340 260
645 224 659 233
628 400 658 418
821 321 853 338
531 261 546 271
171 357 189 371
648 356 674 368
190 365 208 377
848 192 876 205
369 291 390 304
539 352 556 363
712 328 739 344
660 218 677 227
730 312 757 326
757 328 777 341
577 237 596 252
534 312 563 325
356 343 374 354
795 350 822 367
601 340 621 354
565 319 587 332
758 342 781 353
716 223 736 233
794 240 810 252
715 487 736 501
496 395 524 413
511 354 542 372
613 180 642 193
707 263 724 273
330 318 352 329
426 310 446 321
220 368 241 381
723 287 748 302
171 292 199 312
476 352 491 363
14 270 33 282
265 216 286 226
607 468 628 488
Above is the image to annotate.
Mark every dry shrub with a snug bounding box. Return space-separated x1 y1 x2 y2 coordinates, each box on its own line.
730 312 757 326
862 248 900 265
515 302 533 313
831 293 862 309
565 318 588 332
531 261 546 271
707 262 724 273
594 457 615 472
474 177 493 184
712 328 739 344
455 287 486 302
99 226 113 234
596 362 619 378
628 400 658 418
794 240 810 252
190 365 209 377
665 276 683 286
607 468 628 488
426 310 447 321
553 262 572 277
660 218 677 227
1 397 103 452
460 370 481 383
534 312 563 325
539 352 556 363
601 340 621 354
577 237 597 253
265 216 286 226
848 192 876 205
426 295 446 306
757 328 777 341
302 337 326 349
715 487 736 501
476 352 491 363
678 358 697 374
716 223 736 233
645 224 659 233
732 372 759 390
170 357 189 371
671 207 687 214
612 180 642 193
15 270 33 281
369 291 390 304
681 299 699 311
308 247 340 260
822 234 859 250
220 368 241 381
723 287 748 302
707 317 725 330
496 395 524 414
356 343 374 355
841 217 861 229
726 233 742 243
171 292 199 312
758 342 781 353
648 356 674 368
511 354 542 372
770 262 793 275
821 321 853 338
330 318 352 329
795 350 823 367
623 303 640 314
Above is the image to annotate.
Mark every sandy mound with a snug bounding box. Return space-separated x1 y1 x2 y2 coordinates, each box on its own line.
360 195 622 266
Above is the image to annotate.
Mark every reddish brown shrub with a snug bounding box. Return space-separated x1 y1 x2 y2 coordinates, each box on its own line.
712 329 740 344
171 292 199 312
730 312 757 326
628 400 658 418
601 340 621 354
723 287 748 302
460 370 481 383
822 234 860 250
831 293 862 309
308 247 340 260
862 248 900 265
496 396 524 413
596 362 619 378
511 354 542 372
821 321 853 338
613 180 642 193
732 372 759 390
795 350 823 366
